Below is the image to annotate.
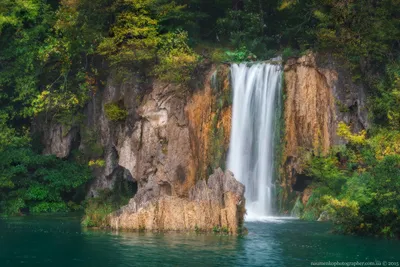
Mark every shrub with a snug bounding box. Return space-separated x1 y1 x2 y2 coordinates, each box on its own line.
371 62 400 128
301 192 326 221
31 202 68 213
80 127 104 159
154 31 198 84
0 146 92 215
104 103 128 121
302 136 400 237
337 122 366 145
82 177 137 228
323 196 361 233
225 46 255 62
212 225 229 234
88 159 106 168
281 47 299 61
303 151 346 196
81 191 114 228
212 225 221 233
210 48 228 63
221 226 229 234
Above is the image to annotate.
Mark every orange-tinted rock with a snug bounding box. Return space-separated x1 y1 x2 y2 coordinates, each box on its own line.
281 53 368 209
109 169 245 234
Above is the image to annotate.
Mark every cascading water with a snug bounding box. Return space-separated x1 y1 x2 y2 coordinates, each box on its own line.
227 62 282 220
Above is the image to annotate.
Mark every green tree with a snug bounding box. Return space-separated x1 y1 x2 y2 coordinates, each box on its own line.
0 0 53 120
97 0 161 66
98 0 198 83
0 144 92 215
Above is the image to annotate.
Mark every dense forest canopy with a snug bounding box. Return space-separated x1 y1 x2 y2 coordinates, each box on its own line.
0 0 400 237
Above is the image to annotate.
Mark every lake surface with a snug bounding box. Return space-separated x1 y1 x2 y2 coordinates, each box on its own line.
0 214 399 267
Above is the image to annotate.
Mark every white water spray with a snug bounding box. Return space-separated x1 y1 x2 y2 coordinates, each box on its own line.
227 62 282 219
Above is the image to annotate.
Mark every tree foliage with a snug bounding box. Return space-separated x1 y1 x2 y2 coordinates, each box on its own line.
0 142 91 215
97 0 198 83
303 125 400 238
0 0 53 120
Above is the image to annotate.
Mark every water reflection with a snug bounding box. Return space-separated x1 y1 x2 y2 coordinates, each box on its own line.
1 215 399 267
97 230 244 266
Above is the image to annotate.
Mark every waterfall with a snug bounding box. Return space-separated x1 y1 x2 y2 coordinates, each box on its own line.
227 62 282 220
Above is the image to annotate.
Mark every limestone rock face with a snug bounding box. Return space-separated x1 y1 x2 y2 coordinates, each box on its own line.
281 53 369 210
109 168 245 234
80 66 232 200
83 77 194 198
284 54 336 158
186 65 232 185
36 63 242 231
42 123 78 158
101 66 241 233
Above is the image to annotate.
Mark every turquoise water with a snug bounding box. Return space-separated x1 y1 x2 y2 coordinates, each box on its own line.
0 214 399 266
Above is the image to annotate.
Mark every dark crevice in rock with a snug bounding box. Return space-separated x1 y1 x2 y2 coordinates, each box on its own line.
292 172 313 192
175 165 186 184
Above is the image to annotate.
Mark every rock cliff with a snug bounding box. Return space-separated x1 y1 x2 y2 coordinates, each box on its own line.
38 63 243 232
280 53 369 211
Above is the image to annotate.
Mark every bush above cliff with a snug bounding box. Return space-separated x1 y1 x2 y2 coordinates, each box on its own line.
97 0 199 84
154 31 199 84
